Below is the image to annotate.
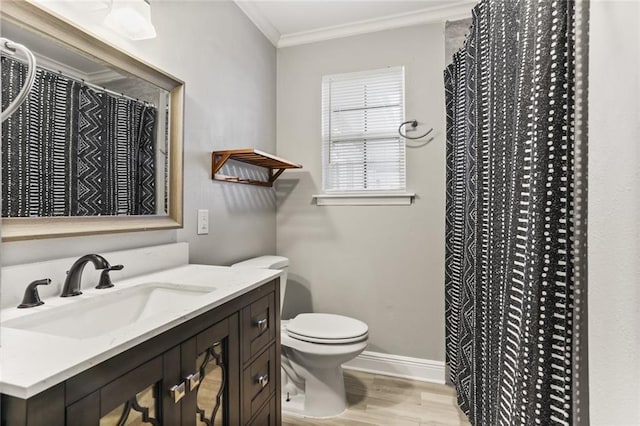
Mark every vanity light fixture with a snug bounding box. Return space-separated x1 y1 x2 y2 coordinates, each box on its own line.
104 0 157 40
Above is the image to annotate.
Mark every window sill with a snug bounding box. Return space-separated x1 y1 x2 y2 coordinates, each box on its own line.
312 193 415 206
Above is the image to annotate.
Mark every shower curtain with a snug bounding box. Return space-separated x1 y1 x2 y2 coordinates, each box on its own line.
444 1 588 425
0 56 157 217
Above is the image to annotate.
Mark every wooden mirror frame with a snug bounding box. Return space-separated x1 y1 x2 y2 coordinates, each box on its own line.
0 1 184 241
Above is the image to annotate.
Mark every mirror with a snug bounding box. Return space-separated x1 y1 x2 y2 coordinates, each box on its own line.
0 1 183 241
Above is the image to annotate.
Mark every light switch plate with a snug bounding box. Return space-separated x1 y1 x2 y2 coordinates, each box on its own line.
197 209 209 235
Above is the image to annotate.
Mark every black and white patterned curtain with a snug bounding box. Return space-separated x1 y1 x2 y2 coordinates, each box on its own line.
444 1 588 425
1 56 157 217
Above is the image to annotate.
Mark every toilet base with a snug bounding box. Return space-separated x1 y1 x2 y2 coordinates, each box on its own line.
281 364 349 418
280 321 368 419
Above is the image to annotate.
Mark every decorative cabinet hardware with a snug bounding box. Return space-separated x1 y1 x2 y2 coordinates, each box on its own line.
255 318 268 332
256 374 269 388
186 372 201 391
170 382 186 403
211 148 302 187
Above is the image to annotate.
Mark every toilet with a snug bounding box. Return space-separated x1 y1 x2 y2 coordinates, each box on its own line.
231 256 368 418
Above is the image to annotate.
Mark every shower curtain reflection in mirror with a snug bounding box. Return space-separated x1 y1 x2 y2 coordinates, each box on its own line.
1 56 161 217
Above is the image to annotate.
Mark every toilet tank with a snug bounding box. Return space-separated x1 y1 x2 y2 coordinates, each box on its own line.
231 256 288 311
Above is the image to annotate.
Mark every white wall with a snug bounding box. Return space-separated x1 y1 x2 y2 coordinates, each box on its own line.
276 24 446 360
1 1 277 267
588 1 640 424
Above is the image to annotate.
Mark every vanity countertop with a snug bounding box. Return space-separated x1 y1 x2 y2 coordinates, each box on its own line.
0 264 280 399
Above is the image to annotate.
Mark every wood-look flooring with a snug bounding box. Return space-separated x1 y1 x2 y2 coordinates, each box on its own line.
282 370 470 426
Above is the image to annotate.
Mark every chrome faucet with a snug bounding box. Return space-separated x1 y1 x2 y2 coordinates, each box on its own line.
61 254 122 297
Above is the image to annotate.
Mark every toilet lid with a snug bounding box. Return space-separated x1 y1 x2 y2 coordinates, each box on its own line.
286 313 368 343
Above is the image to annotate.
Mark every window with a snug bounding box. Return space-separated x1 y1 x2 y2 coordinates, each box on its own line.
321 66 406 193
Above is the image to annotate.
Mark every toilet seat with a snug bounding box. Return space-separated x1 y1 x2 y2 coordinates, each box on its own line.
286 330 368 344
281 330 368 355
285 313 368 344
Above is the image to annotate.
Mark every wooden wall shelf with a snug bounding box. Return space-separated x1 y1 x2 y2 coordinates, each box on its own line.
211 148 302 187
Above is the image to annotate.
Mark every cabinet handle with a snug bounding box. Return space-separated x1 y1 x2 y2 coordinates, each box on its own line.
255 318 268 332
256 374 269 388
170 382 186 403
186 372 201 391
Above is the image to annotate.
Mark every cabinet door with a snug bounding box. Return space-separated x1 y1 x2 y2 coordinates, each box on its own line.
67 351 182 426
181 314 240 426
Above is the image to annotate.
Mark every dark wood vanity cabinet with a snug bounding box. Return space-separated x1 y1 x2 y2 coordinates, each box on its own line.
1 279 281 426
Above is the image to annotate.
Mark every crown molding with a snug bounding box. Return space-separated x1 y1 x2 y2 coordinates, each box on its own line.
278 1 475 48
233 0 474 49
233 0 281 47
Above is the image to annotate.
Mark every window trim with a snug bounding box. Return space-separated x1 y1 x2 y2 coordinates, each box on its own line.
312 192 415 206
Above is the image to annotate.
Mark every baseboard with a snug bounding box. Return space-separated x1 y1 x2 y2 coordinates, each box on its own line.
343 351 445 384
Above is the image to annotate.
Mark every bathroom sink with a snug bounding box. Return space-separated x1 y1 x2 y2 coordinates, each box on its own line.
2 282 215 339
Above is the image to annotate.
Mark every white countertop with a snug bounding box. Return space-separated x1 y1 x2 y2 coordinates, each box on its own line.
0 264 280 399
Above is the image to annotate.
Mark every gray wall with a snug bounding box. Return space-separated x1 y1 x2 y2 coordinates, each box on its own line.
444 19 471 63
1 1 277 267
276 24 447 361
588 2 640 424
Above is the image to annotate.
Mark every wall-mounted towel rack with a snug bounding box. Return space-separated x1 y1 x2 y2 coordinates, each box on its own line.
398 120 433 140
211 148 302 187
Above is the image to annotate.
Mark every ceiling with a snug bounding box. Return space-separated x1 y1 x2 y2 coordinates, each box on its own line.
234 0 475 47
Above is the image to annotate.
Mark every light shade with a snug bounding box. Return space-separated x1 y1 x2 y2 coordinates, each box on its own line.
104 0 156 40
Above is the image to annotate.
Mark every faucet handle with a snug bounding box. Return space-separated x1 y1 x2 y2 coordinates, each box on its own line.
18 278 51 308
96 264 124 289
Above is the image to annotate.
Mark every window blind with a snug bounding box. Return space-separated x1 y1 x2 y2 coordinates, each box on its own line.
321 66 405 192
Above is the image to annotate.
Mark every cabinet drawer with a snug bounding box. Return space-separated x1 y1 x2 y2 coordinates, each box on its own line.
242 292 275 363
243 345 276 421
248 396 277 426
